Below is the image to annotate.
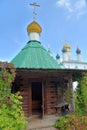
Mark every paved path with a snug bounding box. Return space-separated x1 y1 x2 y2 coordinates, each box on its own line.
27 115 59 130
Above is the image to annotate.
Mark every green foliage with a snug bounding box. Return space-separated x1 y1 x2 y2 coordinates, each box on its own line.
0 62 27 130
55 114 87 130
75 73 87 115
55 73 87 130
66 86 71 104
55 72 87 130
0 92 27 130
55 116 68 130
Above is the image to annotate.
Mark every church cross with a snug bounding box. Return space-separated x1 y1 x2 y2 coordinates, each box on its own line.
30 2 40 21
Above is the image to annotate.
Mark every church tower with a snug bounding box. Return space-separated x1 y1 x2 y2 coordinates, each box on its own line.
62 43 71 61
76 48 82 62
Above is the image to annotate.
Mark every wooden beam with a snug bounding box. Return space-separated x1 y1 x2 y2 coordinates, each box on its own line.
69 74 75 112
42 80 45 118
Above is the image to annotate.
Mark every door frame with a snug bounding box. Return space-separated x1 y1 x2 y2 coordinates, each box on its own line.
29 80 45 118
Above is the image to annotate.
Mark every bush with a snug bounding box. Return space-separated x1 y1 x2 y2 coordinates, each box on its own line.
0 62 27 130
55 72 87 130
0 92 27 130
55 113 87 130
74 73 87 115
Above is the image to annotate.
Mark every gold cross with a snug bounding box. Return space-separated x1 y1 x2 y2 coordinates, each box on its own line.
30 2 40 21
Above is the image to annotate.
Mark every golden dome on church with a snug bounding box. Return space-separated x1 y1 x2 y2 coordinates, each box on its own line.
64 43 71 51
27 21 42 33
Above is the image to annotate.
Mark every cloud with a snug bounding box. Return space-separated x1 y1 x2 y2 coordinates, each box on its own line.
57 0 73 12
75 0 86 10
56 0 87 19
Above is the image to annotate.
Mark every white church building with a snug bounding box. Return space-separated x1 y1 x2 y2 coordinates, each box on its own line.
56 43 87 70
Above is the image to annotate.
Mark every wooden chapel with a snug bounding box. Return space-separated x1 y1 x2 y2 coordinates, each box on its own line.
11 2 79 118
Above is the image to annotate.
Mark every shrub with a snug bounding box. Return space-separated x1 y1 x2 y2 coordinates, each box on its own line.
55 113 87 130
0 92 27 130
0 62 27 130
74 73 87 115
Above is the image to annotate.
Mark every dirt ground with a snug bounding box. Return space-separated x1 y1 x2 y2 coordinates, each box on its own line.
27 115 59 130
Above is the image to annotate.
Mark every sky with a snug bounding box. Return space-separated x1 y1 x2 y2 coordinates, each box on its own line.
0 0 87 62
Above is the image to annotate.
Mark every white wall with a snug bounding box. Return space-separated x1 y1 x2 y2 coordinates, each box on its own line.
62 62 87 70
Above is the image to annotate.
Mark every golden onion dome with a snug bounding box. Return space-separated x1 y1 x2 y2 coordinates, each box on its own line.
27 21 42 33
64 43 71 51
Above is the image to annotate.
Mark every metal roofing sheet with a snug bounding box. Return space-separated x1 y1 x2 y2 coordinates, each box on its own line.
11 40 62 69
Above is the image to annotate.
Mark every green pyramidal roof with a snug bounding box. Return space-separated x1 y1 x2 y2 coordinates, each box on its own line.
11 40 62 69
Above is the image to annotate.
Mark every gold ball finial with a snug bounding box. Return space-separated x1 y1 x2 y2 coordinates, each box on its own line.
27 21 42 33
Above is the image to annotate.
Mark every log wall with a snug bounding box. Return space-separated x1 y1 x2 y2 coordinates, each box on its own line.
44 81 58 115
20 77 30 116
13 73 70 117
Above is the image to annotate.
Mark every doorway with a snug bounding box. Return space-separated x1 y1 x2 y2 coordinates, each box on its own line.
32 82 42 115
